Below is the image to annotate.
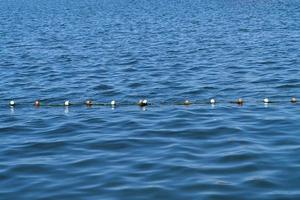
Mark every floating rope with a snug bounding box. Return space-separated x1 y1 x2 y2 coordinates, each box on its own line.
6 97 299 108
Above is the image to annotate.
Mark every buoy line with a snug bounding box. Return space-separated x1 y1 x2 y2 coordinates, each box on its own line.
5 97 298 108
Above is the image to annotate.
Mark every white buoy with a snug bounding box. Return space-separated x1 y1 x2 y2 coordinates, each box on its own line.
184 100 191 105
85 100 93 106
210 98 216 104
138 99 148 106
263 98 269 104
64 100 70 106
9 100 15 106
291 97 297 103
111 100 116 106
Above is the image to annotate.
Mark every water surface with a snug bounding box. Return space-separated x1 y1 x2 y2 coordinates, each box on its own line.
0 0 300 199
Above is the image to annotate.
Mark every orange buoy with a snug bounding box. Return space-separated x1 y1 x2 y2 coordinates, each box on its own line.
236 98 244 105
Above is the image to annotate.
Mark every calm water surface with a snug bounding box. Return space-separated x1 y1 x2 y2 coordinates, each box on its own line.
1 0 300 199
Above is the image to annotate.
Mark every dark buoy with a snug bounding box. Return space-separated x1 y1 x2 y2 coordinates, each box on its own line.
138 99 148 107
85 100 93 106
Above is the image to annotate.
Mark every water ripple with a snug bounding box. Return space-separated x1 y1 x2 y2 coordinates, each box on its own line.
1 0 300 199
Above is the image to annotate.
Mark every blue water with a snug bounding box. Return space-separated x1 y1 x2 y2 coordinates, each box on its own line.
1 0 300 199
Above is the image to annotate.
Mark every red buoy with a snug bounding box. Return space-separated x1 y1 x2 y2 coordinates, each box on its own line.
34 100 41 107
